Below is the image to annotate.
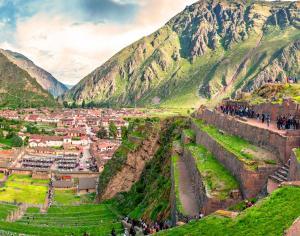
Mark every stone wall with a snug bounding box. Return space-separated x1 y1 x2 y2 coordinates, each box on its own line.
253 99 300 121
182 147 242 215
170 154 177 226
191 121 278 198
195 109 300 163
289 149 300 181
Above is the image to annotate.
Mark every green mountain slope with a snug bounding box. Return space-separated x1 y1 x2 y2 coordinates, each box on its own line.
0 49 68 97
63 0 300 108
0 52 58 108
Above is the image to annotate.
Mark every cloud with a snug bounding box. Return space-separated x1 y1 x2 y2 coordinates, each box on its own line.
0 0 197 85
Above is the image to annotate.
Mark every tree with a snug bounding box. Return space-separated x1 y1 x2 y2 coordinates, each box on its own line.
0 129 3 138
12 135 23 147
71 101 76 109
82 100 86 108
63 101 69 108
97 126 107 139
109 122 118 139
121 126 128 140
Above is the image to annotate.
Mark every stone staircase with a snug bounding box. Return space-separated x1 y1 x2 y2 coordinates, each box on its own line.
269 162 290 184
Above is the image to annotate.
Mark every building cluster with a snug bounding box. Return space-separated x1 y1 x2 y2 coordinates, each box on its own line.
0 108 140 175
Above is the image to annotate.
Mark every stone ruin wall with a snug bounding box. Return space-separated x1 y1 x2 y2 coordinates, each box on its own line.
191 121 278 198
195 109 300 163
253 99 300 121
289 149 300 181
182 147 242 215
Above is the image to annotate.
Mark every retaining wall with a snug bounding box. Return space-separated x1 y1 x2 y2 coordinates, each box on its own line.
195 109 300 163
289 149 300 181
191 121 278 198
182 147 242 215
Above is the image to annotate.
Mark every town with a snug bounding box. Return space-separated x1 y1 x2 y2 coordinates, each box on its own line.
0 108 145 197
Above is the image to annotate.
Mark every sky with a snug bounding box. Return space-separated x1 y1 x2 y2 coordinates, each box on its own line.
0 0 197 85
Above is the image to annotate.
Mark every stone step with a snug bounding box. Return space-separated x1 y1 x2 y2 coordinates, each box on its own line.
279 166 289 172
277 169 289 177
284 164 290 169
270 175 285 183
274 172 288 181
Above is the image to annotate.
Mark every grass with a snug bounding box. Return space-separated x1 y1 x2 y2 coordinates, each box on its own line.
182 129 195 141
0 204 122 236
0 203 17 220
0 175 49 205
53 190 95 205
295 148 300 163
193 119 277 170
0 173 5 180
187 144 239 200
171 154 184 214
158 186 300 236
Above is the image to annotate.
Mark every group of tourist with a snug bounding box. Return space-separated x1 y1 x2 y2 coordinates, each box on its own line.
256 113 271 127
220 105 255 118
220 104 299 130
119 217 172 235
276 115 298 130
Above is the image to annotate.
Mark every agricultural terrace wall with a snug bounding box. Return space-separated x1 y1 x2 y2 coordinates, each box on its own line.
191 121 278 198
182 147 241 215
170 154 177 226
194 109 300 163
289 149 300 181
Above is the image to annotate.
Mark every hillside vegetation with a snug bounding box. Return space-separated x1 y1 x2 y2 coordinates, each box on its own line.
63 0 300 108
0 53 57 108
158 186 300 236
0 49 68 97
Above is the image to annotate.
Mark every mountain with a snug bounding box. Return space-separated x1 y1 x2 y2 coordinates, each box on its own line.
0 49 68 97
63 0 300 108
0 52 58 108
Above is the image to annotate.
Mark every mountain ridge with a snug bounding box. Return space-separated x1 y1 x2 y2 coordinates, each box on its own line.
0 51 58 108
0 49 68 97
63 0 300 108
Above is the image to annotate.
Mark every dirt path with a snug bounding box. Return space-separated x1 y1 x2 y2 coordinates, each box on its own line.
177 159 200 217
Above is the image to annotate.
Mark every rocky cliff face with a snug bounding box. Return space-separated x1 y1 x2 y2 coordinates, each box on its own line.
100 132 160 200
0 52 58 108
0 49 68 97
63 0 300 108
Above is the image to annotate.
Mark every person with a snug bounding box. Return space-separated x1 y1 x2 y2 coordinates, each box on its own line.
261 113 265 123
129 225 136 236
266 114 271 127
111 228 116 236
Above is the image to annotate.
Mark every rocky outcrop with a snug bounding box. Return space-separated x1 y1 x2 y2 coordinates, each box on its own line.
0 49 68 97
100 133 160 200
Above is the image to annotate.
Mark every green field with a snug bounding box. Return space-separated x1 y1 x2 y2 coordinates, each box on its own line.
0 204 122 236
187 144 239 200
194 119 277 170
0 175 49 204
158 186 300 236
294 148 300 163
53 189 95 205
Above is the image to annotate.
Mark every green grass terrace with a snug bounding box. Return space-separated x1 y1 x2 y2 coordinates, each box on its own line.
0 175 49 205
0 204 122 236
193 119 278 170
158 186 300 236
187 144 239 200
171 154 184 214
53 189 96 206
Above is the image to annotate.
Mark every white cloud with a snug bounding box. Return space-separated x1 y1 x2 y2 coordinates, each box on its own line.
1 0 197 85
